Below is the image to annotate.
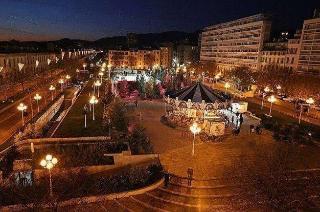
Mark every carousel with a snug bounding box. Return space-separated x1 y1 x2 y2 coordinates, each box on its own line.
164 82 231 137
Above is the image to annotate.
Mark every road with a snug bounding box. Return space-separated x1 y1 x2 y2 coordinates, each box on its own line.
205 81 320 126
0 71 67 148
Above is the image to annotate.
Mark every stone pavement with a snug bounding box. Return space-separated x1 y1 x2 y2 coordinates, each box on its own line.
137 100 276 179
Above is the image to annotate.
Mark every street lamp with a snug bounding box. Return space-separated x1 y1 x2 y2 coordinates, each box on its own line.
107 64 112 79
306 97 315 114
224 82 230 94
189 122 201 156
76 69 80 78
49 85 56 101
58 79 64 92
94 80 102 97
89 96 98 120
214 74 220 83
261 86 270 109
40 154 58 197
267 95 276 116
83 104 88 128
34 93 42 113
83 63 87 71
65 75 71 86
98 72 104 83
17 103 27 127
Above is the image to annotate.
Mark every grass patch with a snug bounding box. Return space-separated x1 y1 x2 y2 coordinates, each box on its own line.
54 80 106 137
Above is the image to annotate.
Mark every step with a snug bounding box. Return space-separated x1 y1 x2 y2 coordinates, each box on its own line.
133 193 198 212
158 186 238 199
115 196 167 212
148 189 232 208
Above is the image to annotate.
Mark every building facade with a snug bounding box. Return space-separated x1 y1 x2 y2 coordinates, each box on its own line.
200 13 272 72
298 17 320 74
160 47 173 69
108 48 172 69
260 42 287 71
0 53 56 79
175 44 199 65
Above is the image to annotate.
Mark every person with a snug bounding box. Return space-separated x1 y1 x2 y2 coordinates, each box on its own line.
164 172 170 187
239 114 244 126
187 168 193 186
135 99 138 107
249 125 254 134
231 116 234 125
256 125 262 134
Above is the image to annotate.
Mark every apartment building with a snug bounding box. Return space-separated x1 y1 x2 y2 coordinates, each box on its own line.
298 17 320 74
160 47 173 69
108 48 172 69
260 42 287 71
200 13 272 72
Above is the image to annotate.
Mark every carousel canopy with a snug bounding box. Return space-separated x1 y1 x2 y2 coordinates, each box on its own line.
166 82 229 103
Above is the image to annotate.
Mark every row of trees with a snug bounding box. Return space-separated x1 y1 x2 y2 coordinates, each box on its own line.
226 65 320 100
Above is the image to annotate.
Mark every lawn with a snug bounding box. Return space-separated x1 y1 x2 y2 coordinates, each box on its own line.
54 80 106 137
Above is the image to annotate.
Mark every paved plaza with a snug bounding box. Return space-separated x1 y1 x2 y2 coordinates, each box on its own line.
137 100 320 179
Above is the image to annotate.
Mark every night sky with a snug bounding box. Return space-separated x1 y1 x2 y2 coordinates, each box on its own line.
0 0 319 41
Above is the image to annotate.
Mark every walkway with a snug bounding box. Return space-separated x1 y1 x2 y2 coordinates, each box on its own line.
137 100 320 179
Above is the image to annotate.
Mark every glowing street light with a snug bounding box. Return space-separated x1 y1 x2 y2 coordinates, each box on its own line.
40 154 58 197
83 63 87 71
98 72 104 83
224 82 230 94
214 74 220 83
107 64 112 79
189 122 201 156
89 96 98 120
58 79 64 92
94 80 102 97
76 69 80 78
306 97 315 114
49 85 56 101
34 93 42 113
267 95 276 116
17 103 27 127
261 86 270 110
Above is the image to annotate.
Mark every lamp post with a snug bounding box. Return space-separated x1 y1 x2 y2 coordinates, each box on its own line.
98 72 104 83
34 93 42 113
306 97 315 114
189 123 201 156
40 154 58 197
214 74 220 83
89 96 98 120
83 63 87 71
58 79 64 92
261 86 270 110
76 69 80 78
94 80 102 97
83 104 88 128
267 95 276 117
107 64 112 79
224 82 230 95
17 103 27 127
49 85 56 101
65 75 71 86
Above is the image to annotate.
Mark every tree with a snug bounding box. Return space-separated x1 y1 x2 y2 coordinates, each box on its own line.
108 98 129 134
226 66 255 91
128 125 153 154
